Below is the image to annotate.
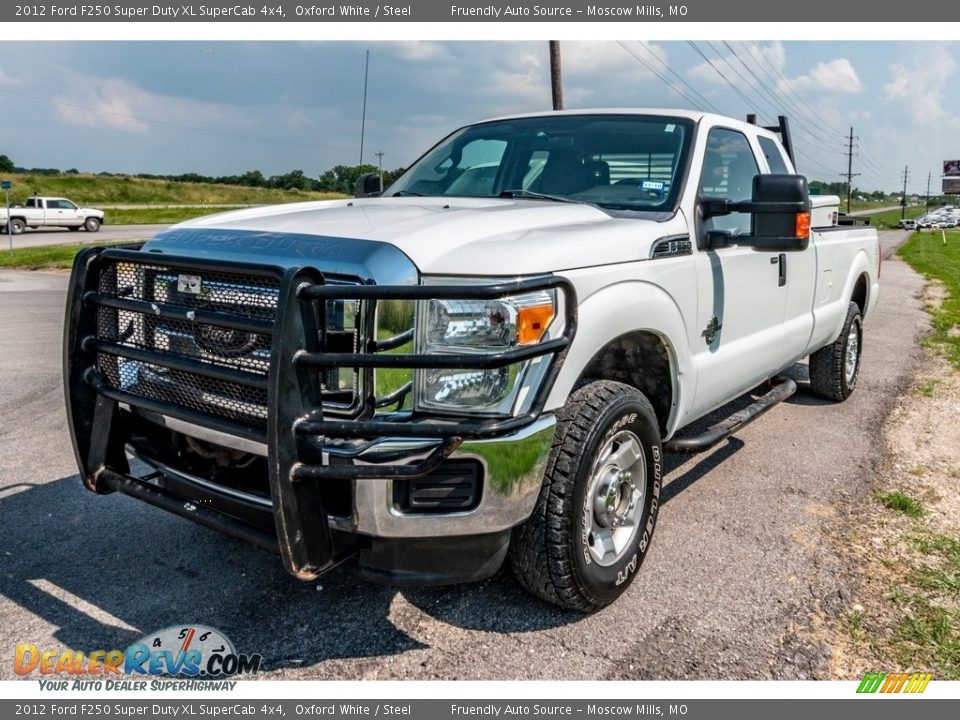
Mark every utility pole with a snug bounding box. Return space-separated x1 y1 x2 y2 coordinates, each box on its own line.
549 41 563 111
901 165 910 220
926 171 932 209
843 126 860 214
359 49 370 168
375 151 385 192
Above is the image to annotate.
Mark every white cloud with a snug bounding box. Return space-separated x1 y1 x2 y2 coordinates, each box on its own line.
386 42 452 63
883 45 956 126
782 58 863 94
687 42 785 87
0 68 18 86
55 79 149 132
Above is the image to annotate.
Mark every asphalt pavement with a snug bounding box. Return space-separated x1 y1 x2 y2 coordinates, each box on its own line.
4 224 169 249
0 231 927 680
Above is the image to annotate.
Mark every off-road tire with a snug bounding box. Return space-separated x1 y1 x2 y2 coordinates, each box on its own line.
809 301 862 401
509 380 663 612
84 217 101 232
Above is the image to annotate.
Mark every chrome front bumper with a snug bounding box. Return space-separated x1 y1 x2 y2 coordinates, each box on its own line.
133 408 555 540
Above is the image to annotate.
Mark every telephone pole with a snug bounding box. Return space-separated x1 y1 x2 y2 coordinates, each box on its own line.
843 127 860 214
901 165 910 220
375 151 385 192
359 49 370 167
549 41 563 111
926 171 932 209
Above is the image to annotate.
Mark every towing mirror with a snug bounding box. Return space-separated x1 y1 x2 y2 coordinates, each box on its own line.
354 172 382 198
702 174 812 252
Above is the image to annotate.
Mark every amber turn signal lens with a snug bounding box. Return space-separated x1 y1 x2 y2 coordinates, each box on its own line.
795 212 811 239
517 304 555 345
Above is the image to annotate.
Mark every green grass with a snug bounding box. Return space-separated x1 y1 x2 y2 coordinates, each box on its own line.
898 231 960 368
102 206 246 225
917 378 942 397
890 595 960 677
876 490 925 517
866 206 926 230
3 172 346 206
0 242 122 270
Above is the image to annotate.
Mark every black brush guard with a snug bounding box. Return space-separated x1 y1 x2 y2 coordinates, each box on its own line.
64 246 577 581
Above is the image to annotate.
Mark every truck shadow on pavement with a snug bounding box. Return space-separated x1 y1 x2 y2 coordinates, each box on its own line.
0 473 583 675
1 365 831 673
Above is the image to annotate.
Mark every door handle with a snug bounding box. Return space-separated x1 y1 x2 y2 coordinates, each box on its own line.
778 253 787 287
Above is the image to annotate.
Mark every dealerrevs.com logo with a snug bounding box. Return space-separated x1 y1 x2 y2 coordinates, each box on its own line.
14 625 262 690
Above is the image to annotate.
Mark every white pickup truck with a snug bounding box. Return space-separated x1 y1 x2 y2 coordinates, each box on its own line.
2 196 104 234
64 109 879 611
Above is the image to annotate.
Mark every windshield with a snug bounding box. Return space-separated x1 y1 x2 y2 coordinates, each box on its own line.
386 114 693 212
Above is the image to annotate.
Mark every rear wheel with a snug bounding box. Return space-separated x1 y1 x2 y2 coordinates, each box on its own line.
809 301 862 401
509 380 663 612
84 217 101 232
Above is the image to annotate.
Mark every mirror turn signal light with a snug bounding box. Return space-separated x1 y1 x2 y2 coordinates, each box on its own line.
517 303 555 345
795 212 811 239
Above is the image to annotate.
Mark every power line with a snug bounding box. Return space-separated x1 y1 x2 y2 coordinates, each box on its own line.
843 127 861 213
634 41 723 114
723 41 847 154
686 41 758 112
618 41 710 112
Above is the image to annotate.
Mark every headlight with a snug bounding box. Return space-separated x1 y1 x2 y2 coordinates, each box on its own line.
414 290 556 415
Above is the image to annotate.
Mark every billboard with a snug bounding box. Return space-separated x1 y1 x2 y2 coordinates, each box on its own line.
945 160 960 176
943 177 960 195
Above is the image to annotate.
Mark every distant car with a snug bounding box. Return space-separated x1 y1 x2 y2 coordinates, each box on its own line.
899 219 917 230
0 196 104 234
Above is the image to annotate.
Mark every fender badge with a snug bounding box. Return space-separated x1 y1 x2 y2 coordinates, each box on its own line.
702 316 722 345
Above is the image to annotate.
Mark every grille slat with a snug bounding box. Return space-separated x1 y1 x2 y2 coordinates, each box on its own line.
95 259 282 432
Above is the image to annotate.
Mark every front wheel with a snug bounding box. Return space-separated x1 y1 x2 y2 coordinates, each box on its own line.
809 301 862 401
84 217 101 232
509 380 663 612
9 218 25 235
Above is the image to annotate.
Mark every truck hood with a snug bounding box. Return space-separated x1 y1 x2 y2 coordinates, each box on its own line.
147 197 674 276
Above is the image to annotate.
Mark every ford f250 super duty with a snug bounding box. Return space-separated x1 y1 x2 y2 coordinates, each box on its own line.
2 196 104 234
64 110 880 611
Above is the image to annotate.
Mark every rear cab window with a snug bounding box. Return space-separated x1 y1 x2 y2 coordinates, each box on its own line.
758 136 792 174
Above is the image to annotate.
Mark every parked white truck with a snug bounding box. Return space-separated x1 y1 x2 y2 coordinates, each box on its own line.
64 110 879 611
2 196 104 234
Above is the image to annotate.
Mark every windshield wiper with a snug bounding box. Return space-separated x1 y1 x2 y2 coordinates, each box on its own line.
499 189 581 204
392 190 429 197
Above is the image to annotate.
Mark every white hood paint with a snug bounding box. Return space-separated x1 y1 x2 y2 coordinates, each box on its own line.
173 198 673 275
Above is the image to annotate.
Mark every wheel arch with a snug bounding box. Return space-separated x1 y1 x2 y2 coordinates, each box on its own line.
547 280 690 438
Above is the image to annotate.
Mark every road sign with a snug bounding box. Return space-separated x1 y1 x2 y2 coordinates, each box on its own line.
1 180 11 190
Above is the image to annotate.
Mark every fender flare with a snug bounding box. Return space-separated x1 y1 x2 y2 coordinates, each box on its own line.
546 280 691 436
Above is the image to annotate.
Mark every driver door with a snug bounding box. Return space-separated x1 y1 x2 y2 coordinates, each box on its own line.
691 126 792 417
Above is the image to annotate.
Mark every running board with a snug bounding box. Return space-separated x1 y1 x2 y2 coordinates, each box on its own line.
664 377 797 454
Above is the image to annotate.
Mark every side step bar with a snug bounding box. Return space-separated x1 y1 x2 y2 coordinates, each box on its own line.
664 377 797 454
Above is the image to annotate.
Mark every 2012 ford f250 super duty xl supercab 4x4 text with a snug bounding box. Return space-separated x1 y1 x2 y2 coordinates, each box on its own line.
64 110 880 611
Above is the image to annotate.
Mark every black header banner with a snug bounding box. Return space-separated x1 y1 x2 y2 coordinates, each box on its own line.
2 0 924 22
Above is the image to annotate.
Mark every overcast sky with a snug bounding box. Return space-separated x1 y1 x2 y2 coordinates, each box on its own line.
0 41 953 194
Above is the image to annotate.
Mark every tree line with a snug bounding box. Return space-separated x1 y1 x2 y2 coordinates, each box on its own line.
0 154 406 195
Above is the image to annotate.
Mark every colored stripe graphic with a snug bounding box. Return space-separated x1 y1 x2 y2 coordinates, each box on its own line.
857 672 932 694
857 673 885 693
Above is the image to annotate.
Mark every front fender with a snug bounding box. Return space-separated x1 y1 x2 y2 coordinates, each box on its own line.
546 279 691 437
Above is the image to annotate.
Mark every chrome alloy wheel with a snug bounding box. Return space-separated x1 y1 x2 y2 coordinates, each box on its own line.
583 430 647 567
845 325 860 385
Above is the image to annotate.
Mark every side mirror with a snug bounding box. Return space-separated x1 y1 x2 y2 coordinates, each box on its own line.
354 172 382 198
702 174 811 252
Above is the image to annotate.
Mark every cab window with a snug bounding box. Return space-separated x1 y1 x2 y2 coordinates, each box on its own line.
758 136 791 174
700 128 760 236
